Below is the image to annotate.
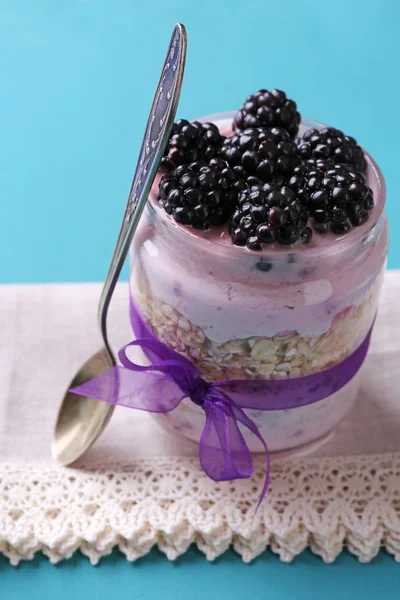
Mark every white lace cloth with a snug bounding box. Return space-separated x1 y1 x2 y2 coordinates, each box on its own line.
1 274 400 565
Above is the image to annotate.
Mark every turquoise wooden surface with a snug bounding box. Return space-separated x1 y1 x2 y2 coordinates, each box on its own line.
1 0 399 596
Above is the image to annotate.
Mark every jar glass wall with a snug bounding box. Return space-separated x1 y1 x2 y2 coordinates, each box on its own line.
129 114 388 452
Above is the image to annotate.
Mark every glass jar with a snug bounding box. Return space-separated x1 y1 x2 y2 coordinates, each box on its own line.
129 113 388 453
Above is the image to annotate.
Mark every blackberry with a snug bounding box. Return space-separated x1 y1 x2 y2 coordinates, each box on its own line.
297 127 367 173
220 127 301 186
157 158 247 229
229 184 312 250
233 89 301 138
160 119 224 172
287 164 374 234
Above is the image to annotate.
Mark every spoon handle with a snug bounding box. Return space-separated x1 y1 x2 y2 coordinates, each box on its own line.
97 24 187 361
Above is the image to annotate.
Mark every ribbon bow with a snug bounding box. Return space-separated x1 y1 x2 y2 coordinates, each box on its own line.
74 335 270 506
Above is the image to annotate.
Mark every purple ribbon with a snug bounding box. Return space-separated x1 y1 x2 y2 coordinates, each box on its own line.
71 298 373 505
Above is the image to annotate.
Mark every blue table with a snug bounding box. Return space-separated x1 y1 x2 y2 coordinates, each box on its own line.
1 0 399 596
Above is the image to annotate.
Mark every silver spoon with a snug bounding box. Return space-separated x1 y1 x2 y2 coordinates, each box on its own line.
52 24 187 465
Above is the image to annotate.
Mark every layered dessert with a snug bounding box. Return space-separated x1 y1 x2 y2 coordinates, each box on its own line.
130 90 388 452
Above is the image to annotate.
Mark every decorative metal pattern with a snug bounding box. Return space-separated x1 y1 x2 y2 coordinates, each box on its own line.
125 24 186 223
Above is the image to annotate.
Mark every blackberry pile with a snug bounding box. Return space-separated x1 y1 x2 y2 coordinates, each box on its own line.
157 159 247 229
229 184 312 249
287 164 374 234
220 127 301 186
233 89 301 138
297 127 367 173
160 120 224 172
157 88 373 248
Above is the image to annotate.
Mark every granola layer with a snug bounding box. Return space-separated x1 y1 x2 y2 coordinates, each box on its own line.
131 270 381 382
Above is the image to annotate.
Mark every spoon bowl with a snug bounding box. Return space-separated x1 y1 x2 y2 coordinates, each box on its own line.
52 349 115 465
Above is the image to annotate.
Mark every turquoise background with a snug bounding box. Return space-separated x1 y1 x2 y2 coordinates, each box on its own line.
1 0 399 596
1 549 400 600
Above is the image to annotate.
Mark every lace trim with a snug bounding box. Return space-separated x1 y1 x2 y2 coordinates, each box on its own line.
1 453 400 565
